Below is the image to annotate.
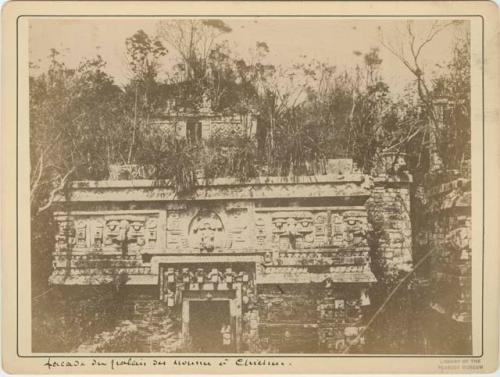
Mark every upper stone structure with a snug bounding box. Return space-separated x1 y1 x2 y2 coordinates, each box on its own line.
150 107 257 142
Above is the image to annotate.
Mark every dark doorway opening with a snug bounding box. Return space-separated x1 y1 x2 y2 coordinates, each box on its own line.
186 119 202 144
189 300 233 353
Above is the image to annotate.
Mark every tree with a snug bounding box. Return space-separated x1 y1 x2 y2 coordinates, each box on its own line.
30 51 133 354
379 20 463 172
155 19 232 112
280 49 411 174
124 30 167 163
30 51 125 215
30 51 129 298
157 19 232 82
30 49 76 216
431 33 471 168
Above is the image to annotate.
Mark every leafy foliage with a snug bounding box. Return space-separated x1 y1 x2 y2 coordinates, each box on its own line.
137 127 200 194
76 321 144 353
30 24 471 353
32 286 125 352
137 126 261 193
203 131 260 180
30 51 127 217
431 34 471 169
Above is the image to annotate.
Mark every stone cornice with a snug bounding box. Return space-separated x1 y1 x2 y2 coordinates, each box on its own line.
59 174 374 202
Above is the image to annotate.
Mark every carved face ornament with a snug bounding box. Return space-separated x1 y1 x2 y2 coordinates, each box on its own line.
191 210 224 252
199 221 217 251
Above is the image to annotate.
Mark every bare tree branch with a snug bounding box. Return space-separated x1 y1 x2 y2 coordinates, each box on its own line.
30 150 44 203
379 21 455 170
37 167 75 214
342 246 436 354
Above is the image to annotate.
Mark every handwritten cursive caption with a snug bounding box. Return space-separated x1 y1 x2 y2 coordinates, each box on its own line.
43 357 291 371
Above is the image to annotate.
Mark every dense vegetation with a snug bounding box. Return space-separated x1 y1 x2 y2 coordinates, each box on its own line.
30 20 470 207
30 20 470 353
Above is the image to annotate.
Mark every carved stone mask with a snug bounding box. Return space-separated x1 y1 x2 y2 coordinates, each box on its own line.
190 210 224 252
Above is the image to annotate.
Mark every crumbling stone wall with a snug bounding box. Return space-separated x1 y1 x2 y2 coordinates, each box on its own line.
367 180 413 276
357 154 418 353
423 164 472 354
257 284 319 352
317 285 367 353
152 112 257 141
241 309 260 352
76 286 183 353
255 284 367 353
366 152 413 277
123 288 183 352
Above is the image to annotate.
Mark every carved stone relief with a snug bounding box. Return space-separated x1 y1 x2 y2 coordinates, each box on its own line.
104 216 149 251
331 211 368 247
254 209 369 251
55 220 76 251
226 208 249 249
92 221 104 248
314 213 328 246
160 265 256 308
54 212 161 253
255 217 267 247
271 212 314 250
167 210 185 249
189 209 225 252
342 211 368 246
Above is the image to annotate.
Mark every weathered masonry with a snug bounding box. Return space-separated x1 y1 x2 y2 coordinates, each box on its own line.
51 159 413 353
424 165 472 354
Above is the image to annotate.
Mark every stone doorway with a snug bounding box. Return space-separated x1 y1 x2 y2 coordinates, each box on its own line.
187 300 234 353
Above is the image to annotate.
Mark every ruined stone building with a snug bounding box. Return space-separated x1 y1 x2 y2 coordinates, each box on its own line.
49 112 415 353
422 164 472 354
151 96 258 142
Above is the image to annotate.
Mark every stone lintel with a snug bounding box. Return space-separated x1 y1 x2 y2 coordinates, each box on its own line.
57 186 371 203
150 254 259 275
52 247 371 258
49 271 376 286
72 174 365 188
59 175 372 203
257 271 376 284
49 274 157 286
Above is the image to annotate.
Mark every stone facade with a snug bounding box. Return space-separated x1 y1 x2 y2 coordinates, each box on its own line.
367 181 413 275
151 110 257 141
423 166 472 354
50 158 412 353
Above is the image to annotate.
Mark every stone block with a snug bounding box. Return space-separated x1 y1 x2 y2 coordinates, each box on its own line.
325 159 353 175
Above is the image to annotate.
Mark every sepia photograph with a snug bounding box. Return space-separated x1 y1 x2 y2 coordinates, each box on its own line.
26 16 477 356
2 0 499 373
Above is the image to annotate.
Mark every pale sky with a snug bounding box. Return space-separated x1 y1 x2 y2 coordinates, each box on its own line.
29 18 469 96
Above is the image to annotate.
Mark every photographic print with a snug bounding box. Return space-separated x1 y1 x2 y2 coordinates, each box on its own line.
28 16 473 354
2 1 499 374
